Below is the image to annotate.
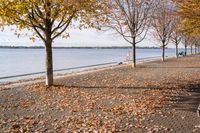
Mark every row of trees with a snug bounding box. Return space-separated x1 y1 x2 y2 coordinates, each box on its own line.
106 0 200 64
176 0 200 56
0 0 199 86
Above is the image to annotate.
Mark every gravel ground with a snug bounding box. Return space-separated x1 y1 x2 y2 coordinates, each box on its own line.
1 55 200 132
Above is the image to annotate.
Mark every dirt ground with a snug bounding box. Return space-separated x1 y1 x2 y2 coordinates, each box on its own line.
1 55 200 132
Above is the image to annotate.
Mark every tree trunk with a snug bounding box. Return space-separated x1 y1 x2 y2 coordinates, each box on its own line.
175 44 178 58
191 46 193 55
45 40 53 86
132 43 136 68
184 44 187 56
131 37 136 68
198 46 200 54
162 45 165 62
195 45 197 54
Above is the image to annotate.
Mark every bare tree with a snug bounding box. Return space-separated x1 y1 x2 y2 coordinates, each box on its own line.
189 37 197 55
184 37 188 56
151 0 174 61
190 44 193 55
188 37 200 55
170 10 182 58
104 0 154 67
194 38 200 54
183 35 191 56
195 44 197 54
192 37 200 55
171 24 182 58
195 40 198 54
171 31 182 58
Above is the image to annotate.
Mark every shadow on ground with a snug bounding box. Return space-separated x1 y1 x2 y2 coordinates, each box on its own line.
55 84 161 90
169 84 200 113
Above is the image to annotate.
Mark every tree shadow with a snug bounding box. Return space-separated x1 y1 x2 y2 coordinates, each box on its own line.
169 84 200 113
55 80 200 113
55 84 161 90
61 82 200 113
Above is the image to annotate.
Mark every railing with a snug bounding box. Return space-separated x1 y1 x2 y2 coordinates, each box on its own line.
0 61 118 80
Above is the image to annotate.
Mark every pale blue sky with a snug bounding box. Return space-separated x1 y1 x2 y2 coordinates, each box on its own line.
0 26 176 48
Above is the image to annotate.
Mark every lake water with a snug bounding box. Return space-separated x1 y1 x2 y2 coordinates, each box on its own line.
0 48 186 82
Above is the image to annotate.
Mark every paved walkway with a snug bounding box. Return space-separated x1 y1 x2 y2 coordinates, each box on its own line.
55 55 200 132
1 55 200 132
136 86 200 133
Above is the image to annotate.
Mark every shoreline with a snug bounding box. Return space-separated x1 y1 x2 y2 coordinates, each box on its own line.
0 46 163 49
0 55 175 89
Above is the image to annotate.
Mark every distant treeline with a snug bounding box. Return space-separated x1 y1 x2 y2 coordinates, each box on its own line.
0 46 161 49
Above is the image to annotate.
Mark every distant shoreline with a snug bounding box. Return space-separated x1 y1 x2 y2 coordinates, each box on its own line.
0 46 162 49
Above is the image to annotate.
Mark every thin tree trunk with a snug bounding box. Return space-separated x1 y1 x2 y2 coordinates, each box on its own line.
132 43 136 68
195 45 197 54
176 44 178 58
45 40 53 86
198 46 200 54
191 46 193 55
185 44 187 56
162 45 165 62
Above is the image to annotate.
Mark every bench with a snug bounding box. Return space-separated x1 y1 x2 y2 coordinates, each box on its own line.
179 52 186 57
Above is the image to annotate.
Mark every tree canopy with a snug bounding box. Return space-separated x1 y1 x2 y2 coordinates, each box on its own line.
177 0 200 36
0 0 106 41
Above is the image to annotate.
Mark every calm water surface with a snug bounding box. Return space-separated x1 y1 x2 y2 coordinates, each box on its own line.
0 48 185 82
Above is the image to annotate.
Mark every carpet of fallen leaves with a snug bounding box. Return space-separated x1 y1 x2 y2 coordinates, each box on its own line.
1 55 200 132
0 84 171 132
